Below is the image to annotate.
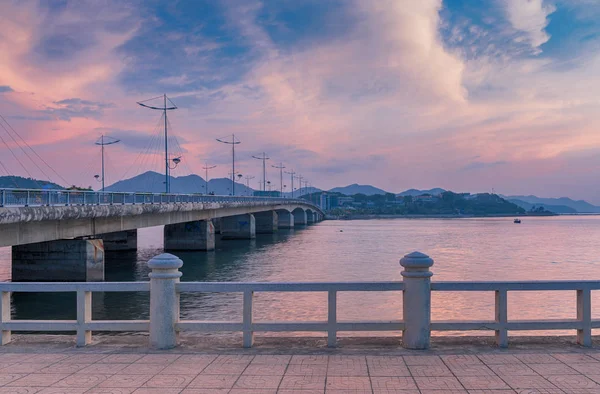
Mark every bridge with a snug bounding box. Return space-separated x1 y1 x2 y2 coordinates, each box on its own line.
0 188 324 282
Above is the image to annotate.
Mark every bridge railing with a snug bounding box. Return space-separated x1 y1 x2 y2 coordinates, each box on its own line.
0 252 596 349
0 188 321 211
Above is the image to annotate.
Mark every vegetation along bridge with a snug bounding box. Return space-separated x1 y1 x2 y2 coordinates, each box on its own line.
0 188 324 281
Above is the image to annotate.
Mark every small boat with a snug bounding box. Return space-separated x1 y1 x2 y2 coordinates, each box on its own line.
514 218 521 224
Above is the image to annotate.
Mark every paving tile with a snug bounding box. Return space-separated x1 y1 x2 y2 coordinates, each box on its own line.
408 365 453 377
233 374 282 389
511 390 563 394
327 364 369 376
212 355 254 364
51 374 110 388
161 363 208 375
290 355 328 365
134 354 181 364
187 374 239 389
366 356 405 366
201 362 248 375
514 355 560 364
250 355 291 364
37 389 88 394
100 355 144 364
371 376 417 390
77 363 129 375
0 354 36 363
528 363 579 376
477 354 522 365
97 375 154 388
229 390 277 394
39 363 91 374
328 356 365 364
85 389 136 394
419 391 468 394
442 355 484 365
181 390 228 394
569 363 600 375
7 374 70 387
499 375 558 389
468 390 517 394
488 364 538 376
448 364 496 377
277 391 324 394
545 374 599 390
1 363 52 373
285 364 327 376
371 390 420 394
414 376 464 390
326 376 371 390
24 355 70 364
242 363 287 375
458 376 510 390
551 353 597 363
175 355 217 364
117 363 166 375
132 389 182 394
279 375 326 390
0 388 40 394
369 364 411 377
143 374 195 388
61 354 108 364
403 356 444 366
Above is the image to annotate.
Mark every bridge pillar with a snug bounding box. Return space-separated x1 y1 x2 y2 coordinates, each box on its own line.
307 212 316 224
164 220 215 251
293 209 307 226
221 214 256 239
12 239 105 282
212 218 221 234
254 211 278 234
99 230 137 251
277 211 294 229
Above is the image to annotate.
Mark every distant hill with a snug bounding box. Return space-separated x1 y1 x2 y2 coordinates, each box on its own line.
105 171 253 195
504 195 600 213
0 175 63 189
328 184 389 196
397 188 446 197
508 199 577 214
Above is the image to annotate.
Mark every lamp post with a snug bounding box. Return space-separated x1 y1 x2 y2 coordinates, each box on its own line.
272 162 285 197
252 152 270 192
202 163 216 195
94 135 120 192
285 170 296 198
216 134 241 196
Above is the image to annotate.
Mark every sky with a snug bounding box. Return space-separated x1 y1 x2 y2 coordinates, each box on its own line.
1 0 600 202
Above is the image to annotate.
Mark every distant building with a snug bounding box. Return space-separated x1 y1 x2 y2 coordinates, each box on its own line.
338 196 354 206
319 193 331 211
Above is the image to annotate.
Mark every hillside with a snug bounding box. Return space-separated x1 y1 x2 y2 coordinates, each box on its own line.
105 171 253 195
0 176 63 189
328 184 388 196
504 195 600 213
397 188 446 197
508 199 577 214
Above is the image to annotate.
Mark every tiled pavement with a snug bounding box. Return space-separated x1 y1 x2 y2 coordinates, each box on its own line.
1 349 600 393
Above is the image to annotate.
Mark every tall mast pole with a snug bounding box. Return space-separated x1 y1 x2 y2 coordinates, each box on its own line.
202 163 216 194
286 170 296 198
252 152 270 192
95 135 120 192
272 162 285 196
101 135 105 191
216 134 240 196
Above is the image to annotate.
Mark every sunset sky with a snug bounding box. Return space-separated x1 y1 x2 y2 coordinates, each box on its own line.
1 0 600 201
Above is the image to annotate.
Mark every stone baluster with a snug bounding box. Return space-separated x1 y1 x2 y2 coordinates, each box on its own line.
148 253 183 349
400 251 434 349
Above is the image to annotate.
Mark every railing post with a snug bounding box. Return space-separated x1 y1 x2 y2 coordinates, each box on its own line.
76 290 92 346
400 251 434 350
0 291 10 345
243 290 254 348
327 290 337 347
148 253 182 349
577 288 592 347
0 190 4 207
495 289 508 348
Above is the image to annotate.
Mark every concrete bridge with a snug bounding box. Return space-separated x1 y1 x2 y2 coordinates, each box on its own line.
0 189 324 281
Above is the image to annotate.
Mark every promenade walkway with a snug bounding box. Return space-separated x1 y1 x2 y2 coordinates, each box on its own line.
0 336 599 393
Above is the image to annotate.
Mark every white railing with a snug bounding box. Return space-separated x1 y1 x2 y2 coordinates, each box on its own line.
0 188 322 212
0 252 596 349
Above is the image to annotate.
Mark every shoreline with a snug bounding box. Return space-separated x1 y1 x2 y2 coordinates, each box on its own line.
325 213 561 220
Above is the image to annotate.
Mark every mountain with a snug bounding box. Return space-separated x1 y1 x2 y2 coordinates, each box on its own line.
508 199 577 214
503 195 600 213
0 175 63 190
105 171 253 195
397 188 446 197
328 184 389 196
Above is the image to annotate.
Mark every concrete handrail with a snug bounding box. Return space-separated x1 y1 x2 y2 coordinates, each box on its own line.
0 251 596 349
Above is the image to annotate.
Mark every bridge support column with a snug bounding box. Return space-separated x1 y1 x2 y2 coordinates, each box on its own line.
164 220 215 251
221 214 255 239
293 210 307 226
254 211 278 234
307 212 316 224
278 211 294 229
212 218 221 234
100 230 137 251
12 239 105 282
